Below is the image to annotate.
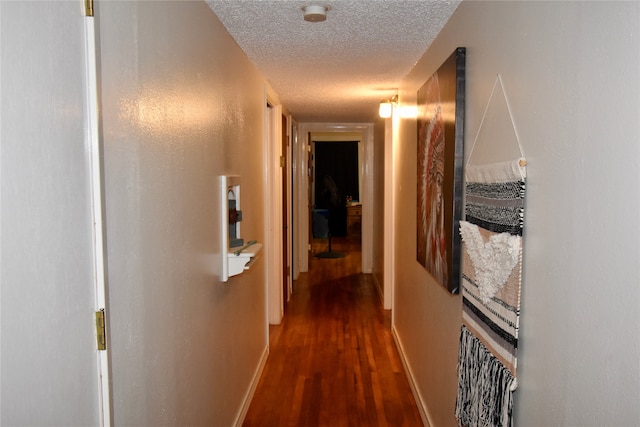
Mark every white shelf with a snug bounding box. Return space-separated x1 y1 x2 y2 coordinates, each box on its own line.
227 243 262 279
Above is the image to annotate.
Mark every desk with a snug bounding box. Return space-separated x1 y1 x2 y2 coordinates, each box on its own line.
346 204 362 238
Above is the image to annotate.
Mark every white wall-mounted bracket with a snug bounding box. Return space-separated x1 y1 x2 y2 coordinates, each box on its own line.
227 241 263 279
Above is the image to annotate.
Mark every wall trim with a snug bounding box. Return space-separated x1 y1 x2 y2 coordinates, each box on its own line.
392 324 434 427
233 345 269 427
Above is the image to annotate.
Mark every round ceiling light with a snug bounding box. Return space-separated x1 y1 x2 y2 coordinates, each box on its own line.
303 5 329 22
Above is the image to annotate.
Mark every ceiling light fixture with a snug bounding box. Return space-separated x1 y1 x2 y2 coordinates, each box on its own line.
302 5 329 22
379 94 398 119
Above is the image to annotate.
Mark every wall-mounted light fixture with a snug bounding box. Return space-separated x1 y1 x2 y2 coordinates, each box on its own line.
379 94 398 118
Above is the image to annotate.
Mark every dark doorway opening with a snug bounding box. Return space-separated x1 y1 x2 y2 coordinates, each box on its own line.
314 141 359 237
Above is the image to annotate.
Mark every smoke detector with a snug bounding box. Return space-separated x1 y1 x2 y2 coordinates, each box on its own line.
303 5 330 22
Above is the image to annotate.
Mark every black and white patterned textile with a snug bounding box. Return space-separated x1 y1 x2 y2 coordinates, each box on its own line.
456 158 526 427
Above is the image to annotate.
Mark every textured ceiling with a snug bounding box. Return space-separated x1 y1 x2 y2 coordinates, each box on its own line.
206 0 460 123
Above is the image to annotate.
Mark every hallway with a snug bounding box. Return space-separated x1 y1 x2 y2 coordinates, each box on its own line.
243 238 423 426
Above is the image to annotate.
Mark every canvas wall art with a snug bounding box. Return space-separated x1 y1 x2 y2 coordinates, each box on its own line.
416 47 466 294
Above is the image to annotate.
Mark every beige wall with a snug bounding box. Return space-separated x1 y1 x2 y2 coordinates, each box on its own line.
393 1 640 426
98 2 269 424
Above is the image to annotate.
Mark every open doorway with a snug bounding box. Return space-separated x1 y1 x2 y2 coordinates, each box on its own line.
313 141 359 239
295 123 374 276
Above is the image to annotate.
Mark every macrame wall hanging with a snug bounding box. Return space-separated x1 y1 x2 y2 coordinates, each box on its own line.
455 75 526 427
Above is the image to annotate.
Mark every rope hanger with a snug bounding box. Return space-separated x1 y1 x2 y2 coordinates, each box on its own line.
466 74 526 168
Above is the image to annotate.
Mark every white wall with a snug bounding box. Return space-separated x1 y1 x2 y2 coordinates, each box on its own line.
1 2 101 425
97 2 269 425
393 1 640 426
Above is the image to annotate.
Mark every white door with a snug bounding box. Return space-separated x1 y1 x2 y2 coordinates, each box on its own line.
1 1 107 425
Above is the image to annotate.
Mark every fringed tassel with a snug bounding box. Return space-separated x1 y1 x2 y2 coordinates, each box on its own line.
456 326 516 427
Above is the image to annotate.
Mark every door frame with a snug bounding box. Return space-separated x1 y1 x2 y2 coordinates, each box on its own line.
296 123 374 274
265 100 285 325
84 11 112 425
265 98 297 325
281 113 290 311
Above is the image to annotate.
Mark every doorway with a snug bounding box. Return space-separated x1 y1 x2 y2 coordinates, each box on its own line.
313 141 359 238
295 123 374 275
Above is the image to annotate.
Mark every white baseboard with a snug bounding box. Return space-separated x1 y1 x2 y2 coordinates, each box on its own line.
392 324 433 427
233 345 269 427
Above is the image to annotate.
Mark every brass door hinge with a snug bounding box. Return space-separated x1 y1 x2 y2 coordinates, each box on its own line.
95 309 106 351
280 156 285 167
84 0 94 17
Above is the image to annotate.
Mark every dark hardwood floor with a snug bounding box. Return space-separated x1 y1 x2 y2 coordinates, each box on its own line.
243 238 424 427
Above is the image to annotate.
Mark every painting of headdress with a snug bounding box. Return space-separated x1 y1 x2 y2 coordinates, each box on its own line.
416 47 466 294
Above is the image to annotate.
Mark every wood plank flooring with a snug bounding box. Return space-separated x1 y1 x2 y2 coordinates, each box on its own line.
243 238 424 427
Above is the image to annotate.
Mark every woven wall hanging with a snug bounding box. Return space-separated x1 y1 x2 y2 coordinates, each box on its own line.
456 75 526 427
